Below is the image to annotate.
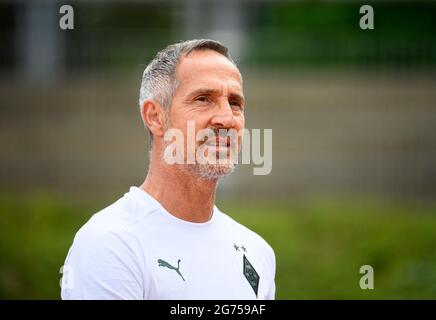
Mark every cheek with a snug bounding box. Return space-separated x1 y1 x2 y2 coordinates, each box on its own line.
171 113 211 144
235 114 245 130
172 106 209 126
167 110 190 132
190 113 211 130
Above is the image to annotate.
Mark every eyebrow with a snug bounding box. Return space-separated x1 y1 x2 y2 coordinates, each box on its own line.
188 87 245 103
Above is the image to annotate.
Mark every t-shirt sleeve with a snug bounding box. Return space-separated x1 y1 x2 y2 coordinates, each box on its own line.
265 245 276 300
265 278 276 300
61 226 144 300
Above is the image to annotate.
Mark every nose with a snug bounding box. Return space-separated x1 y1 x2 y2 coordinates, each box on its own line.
210 100 235 128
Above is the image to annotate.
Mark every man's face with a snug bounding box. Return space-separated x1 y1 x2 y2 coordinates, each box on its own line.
165 49 245 179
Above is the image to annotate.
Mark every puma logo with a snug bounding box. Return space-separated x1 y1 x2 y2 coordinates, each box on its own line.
158 259 185 281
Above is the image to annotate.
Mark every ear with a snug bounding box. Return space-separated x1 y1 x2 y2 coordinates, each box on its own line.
140 100 166 137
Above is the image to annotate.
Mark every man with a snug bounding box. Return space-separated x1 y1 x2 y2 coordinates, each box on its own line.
61 39 276 300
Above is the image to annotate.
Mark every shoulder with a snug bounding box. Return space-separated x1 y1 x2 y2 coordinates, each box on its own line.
62 194 153 299
216 208 275 261
70 192 157 256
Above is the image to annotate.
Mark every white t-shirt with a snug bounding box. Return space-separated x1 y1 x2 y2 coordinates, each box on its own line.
61 187 276 300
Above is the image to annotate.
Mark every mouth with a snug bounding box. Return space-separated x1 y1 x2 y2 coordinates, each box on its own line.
205 137 230 147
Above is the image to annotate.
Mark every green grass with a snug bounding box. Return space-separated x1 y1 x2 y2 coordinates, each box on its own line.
1 193 435 299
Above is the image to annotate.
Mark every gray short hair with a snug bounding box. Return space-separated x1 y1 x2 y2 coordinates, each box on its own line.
138 39 236 147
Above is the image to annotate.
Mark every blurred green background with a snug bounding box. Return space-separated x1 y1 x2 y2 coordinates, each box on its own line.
1 0 436 299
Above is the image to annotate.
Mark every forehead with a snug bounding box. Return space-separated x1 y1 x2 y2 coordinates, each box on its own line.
175 50 243 93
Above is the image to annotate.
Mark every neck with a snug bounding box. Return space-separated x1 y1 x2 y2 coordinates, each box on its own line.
140 155 218 223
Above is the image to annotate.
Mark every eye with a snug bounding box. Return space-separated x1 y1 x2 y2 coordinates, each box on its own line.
196 96 209 102
230 100 243 110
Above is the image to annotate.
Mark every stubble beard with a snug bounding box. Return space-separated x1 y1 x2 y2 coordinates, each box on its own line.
186 158 235 181
161 139 236 181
